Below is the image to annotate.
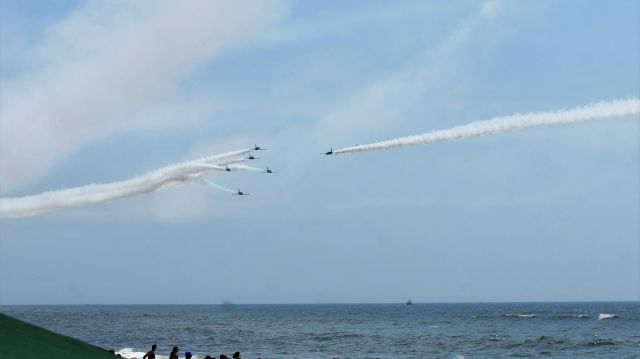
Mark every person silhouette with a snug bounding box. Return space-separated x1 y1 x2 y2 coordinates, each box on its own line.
169 346 179 359
143 344 157 359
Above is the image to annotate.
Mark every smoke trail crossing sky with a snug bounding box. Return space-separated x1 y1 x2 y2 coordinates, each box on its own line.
227 164 267 172
334 99 640 154
195 148 254 164
201 180 237 195
0 149 256 218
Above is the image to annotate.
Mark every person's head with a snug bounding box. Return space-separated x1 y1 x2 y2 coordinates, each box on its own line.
152 344 157 351
185 352 192 358
220 354 228 359
205 356 213 359
172 346 179 353
108 349 116 354
233 352 240 359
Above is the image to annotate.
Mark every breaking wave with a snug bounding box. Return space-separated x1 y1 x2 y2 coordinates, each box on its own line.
116 348 172 359
505 313 536 319
598 313 619 320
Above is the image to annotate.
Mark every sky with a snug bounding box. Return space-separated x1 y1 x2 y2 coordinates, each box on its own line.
0 0 638 304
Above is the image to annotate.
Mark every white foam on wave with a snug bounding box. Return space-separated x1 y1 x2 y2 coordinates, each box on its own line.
598 313 619 320
116 348 174 359
115 348 146 359
505 313 536 318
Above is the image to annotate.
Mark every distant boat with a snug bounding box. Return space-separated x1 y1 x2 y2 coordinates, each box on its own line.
406 299 413 305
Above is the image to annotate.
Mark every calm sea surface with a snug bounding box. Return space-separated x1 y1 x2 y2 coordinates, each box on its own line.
1 302 639 358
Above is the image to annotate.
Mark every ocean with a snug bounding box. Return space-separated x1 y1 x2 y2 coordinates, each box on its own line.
1 302 638 358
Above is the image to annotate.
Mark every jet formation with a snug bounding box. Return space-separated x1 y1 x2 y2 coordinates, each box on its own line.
195 145 274 197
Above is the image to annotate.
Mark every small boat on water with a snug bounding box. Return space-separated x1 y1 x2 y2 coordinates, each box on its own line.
406 299 413 305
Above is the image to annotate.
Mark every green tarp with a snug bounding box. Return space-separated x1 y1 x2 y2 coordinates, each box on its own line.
0 312 116 359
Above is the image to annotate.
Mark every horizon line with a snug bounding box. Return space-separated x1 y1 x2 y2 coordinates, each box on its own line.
2 300 639 306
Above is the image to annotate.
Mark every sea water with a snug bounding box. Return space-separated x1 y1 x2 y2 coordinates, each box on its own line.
1 302 638 358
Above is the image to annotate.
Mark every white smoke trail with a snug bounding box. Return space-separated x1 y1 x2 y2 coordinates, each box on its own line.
0 149 253 218
334 99 640 154
195 148 253 164
227 164 267 172
0 1 284 193
191 162 263 172
191 164 227 172
200 180 237 195
215 158 249 167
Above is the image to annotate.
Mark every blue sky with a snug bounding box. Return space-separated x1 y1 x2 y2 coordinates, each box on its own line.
0 0 638 304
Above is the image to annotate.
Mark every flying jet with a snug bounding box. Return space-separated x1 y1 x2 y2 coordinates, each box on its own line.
253 144 267 151
246 154 260 160
264 167 278 174
224 166 232 172
234 189 249 196
324 147 333 155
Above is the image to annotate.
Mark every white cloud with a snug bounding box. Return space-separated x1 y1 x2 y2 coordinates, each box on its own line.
305 0 508 143
0 0 285 194
481 0 504 17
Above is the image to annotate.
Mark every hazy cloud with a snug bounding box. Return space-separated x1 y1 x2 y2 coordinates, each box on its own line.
0 0 285 194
